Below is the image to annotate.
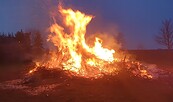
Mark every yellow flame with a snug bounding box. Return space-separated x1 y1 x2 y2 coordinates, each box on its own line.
29 5 153 79
48 6 117 77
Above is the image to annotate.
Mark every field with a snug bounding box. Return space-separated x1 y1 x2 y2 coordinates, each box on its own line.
0 50 173 102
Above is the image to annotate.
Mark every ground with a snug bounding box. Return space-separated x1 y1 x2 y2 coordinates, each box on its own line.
0 50 173 102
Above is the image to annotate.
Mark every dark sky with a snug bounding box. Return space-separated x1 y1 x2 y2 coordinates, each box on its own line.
1 0 173 49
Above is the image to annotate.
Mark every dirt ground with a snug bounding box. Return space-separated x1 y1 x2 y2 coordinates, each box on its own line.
0 64 173 102
1 50 173 102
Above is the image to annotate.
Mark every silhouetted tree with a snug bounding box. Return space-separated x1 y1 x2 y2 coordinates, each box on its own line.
32 31 44 55
15 29 25 44
155 19 173 49
15 29 31 52
0 32 22 63
0 32 15 43
24 32 31 52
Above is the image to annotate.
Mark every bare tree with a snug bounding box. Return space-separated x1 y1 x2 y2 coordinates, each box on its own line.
32 31 44 57
155 19 173 49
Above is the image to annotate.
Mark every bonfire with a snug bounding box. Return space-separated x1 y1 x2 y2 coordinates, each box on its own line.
28 5 153 79
0 5 168 96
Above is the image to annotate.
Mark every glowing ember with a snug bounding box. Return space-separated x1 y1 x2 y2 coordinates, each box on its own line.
29 5 153 79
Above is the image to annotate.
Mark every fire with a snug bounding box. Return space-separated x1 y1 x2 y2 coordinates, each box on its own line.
47 6 118 77
49 6 118 76
92 37 115 62
29 5 153 79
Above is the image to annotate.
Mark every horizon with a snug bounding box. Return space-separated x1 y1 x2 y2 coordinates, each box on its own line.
1 0 173 49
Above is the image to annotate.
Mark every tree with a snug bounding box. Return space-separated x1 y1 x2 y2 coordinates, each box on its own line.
24 32 31 52
155 19 173 49
32 31 44 55
15 29 24 44
15 29 31 52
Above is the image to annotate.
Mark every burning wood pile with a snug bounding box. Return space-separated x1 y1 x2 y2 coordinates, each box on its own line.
0 5 169 96
28 5 154 79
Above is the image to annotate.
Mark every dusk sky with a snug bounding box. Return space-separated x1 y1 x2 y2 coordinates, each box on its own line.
1 0 173 49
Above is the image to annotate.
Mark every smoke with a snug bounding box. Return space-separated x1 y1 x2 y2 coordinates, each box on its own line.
86 33 121 50
26 0 123 50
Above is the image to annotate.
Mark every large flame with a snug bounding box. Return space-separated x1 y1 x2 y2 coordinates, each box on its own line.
47 6 118 78
29 6 153 79
49 7 115 76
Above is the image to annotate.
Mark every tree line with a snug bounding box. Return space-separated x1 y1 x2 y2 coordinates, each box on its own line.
0 29 44 63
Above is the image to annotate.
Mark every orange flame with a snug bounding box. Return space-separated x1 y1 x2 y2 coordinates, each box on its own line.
29 5 153 79
47 6 118 77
